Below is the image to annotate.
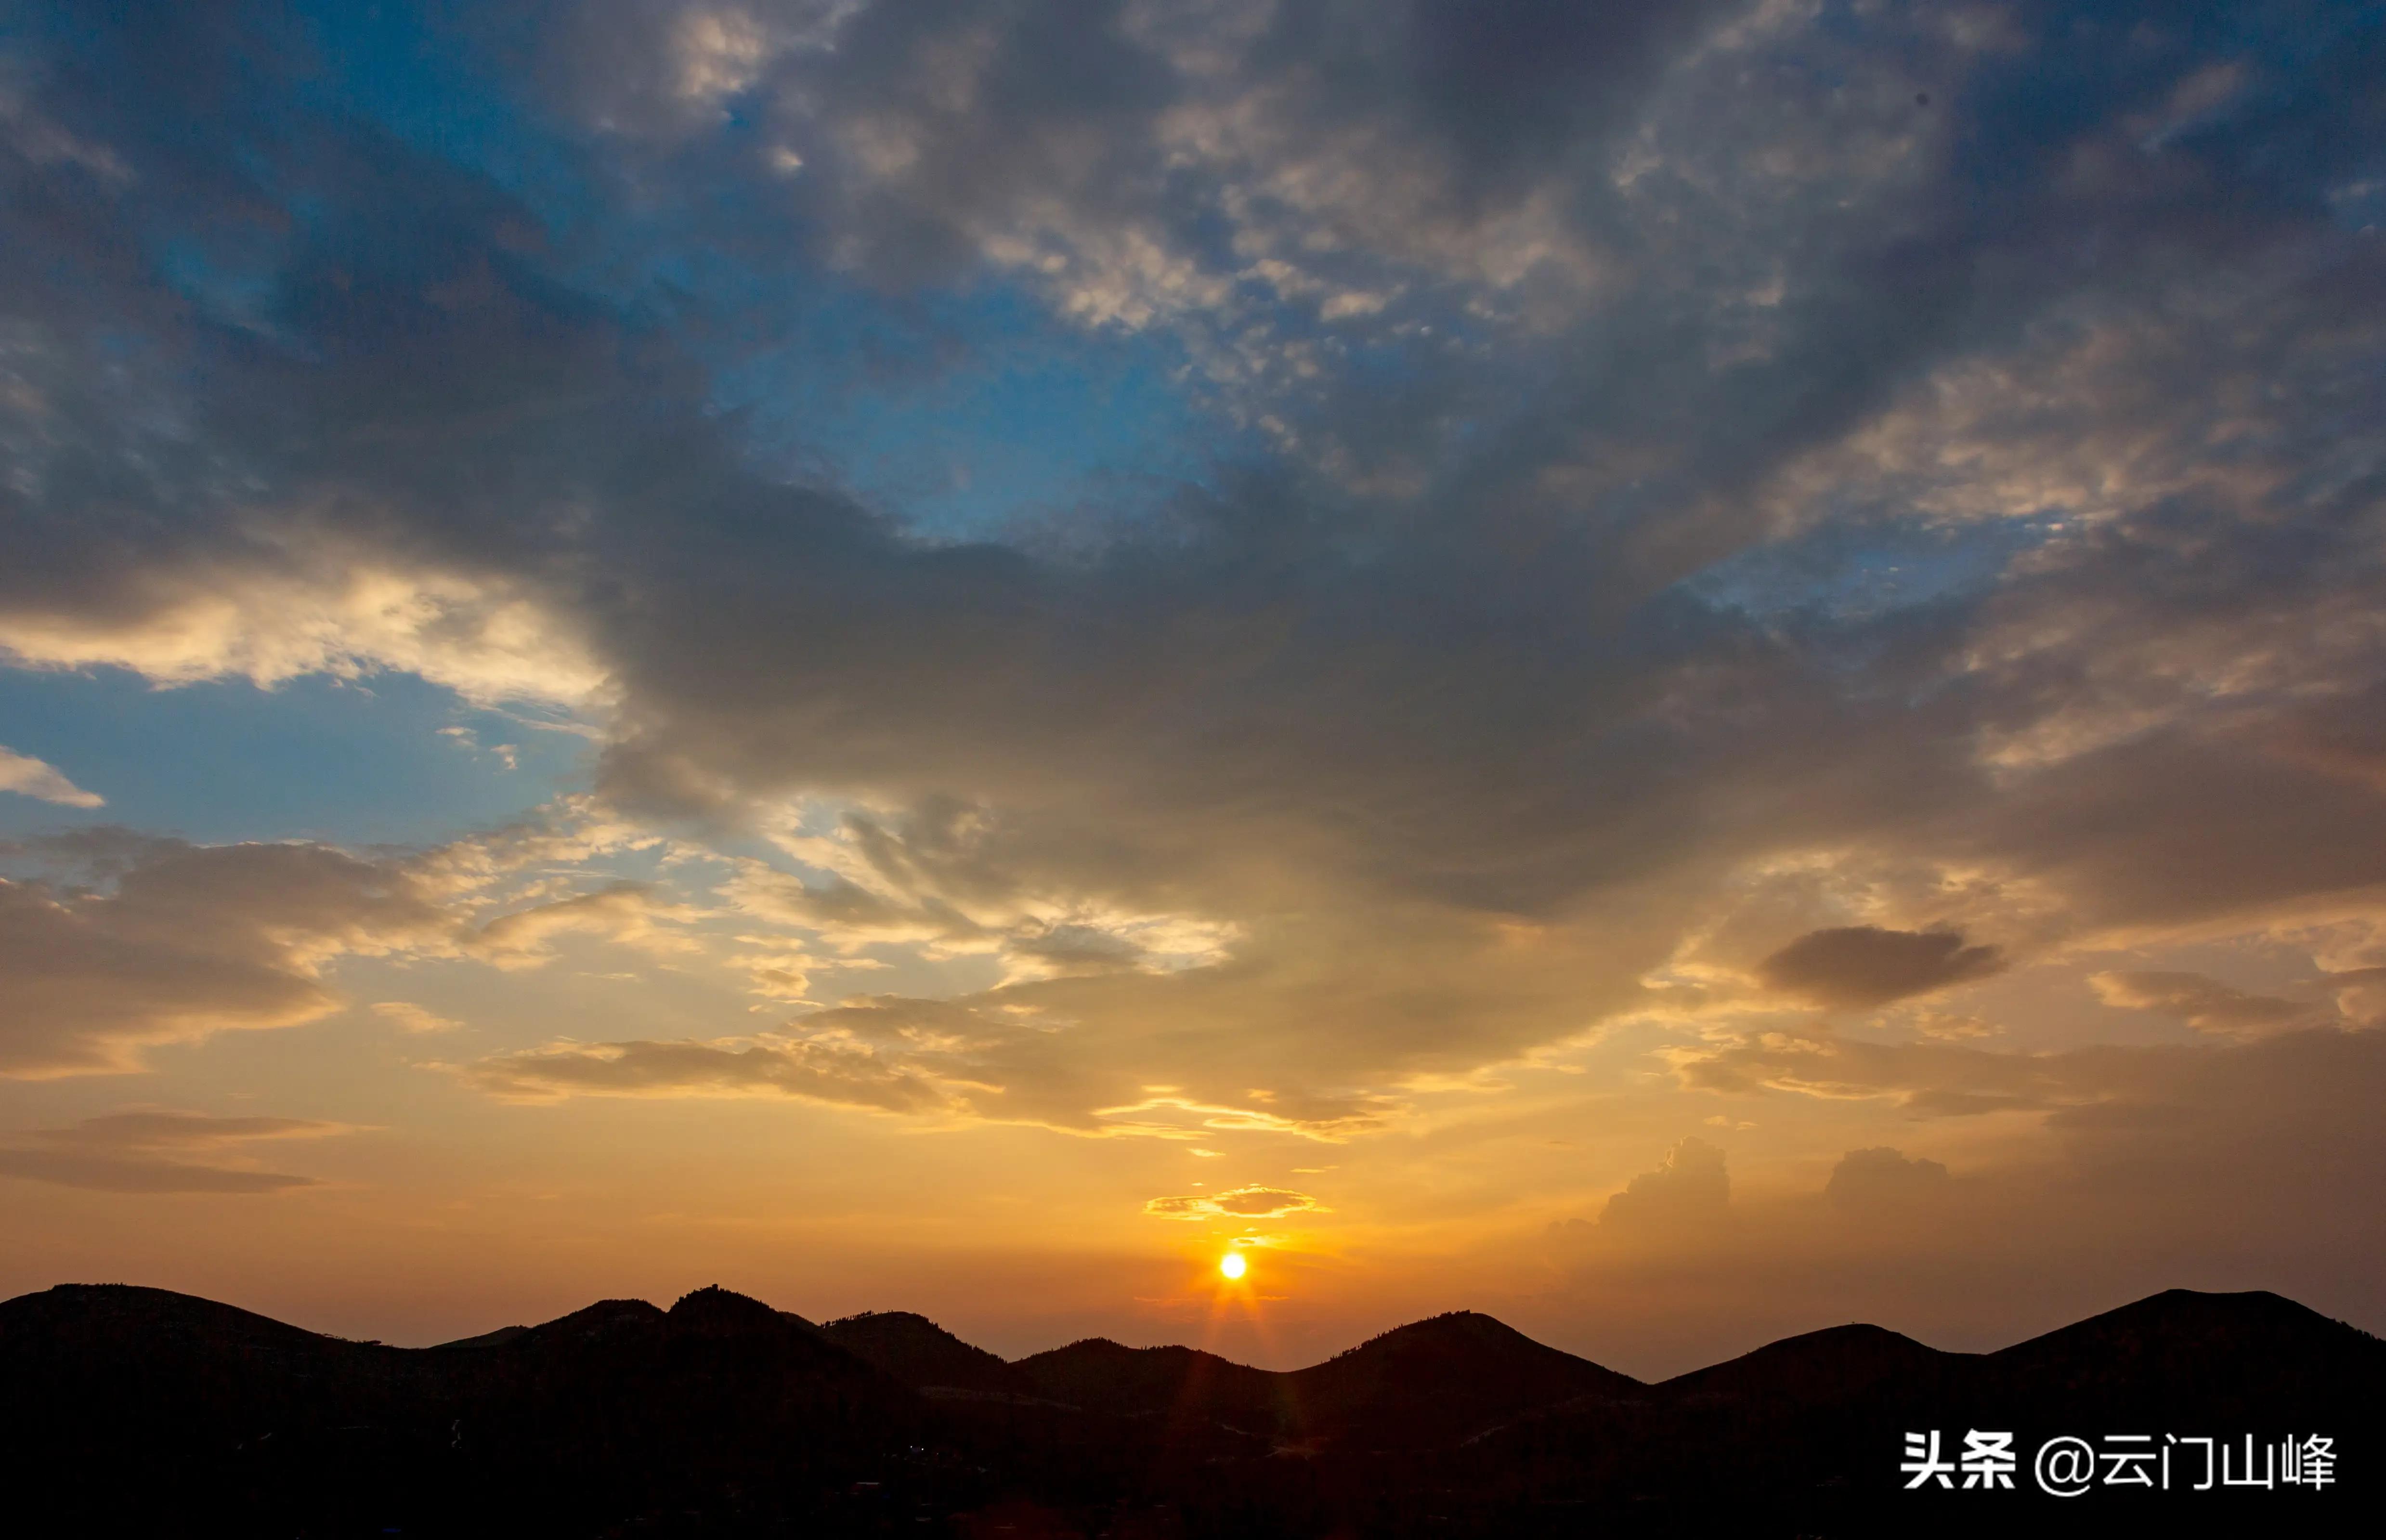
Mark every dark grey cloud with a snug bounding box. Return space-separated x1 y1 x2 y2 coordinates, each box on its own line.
1758 927 2007 1010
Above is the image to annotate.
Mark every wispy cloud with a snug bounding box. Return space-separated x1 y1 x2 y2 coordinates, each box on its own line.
0 1110 349 1194
0 746 103 808
1144 1185 1327 1222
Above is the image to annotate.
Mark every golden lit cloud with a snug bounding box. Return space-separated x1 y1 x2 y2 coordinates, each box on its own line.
0 745 104 808
456 1032 988 1115
2088 969 2320 1039
1143 1185 1327 1222
370 1001 463 1034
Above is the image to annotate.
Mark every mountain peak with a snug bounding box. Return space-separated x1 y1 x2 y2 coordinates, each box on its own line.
530 1297 667 1342
1291 1310 1642 1448
1 1282 332 1351
1340 1310 1528 1353
1989 1286 2381 1381
1658 1321 1954 1403
668 1284 811 1341
825 1309 1012 1391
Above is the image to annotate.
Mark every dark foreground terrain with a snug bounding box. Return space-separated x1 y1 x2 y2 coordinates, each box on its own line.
1 1281 2376 1538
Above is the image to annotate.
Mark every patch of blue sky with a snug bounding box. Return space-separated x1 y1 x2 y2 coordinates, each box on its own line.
2329 177 2385 236
287 0 588 218
0 666 588 848
148 236 290 339
1685 510 2065 626
713 283 1232 540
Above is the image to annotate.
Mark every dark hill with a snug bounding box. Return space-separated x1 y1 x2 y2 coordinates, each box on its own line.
0 1281 914 1538
0 1282 2377 1537
1974 1286 2385 1426
0 1279 349 1355
828 1308 1016 1392
1988 1286 2368 1379
1658 1321 1958 1404
1290 1309 1643 1447
1465 1289 2384 1538
997 1312 1638 1449
0 1280 427 1425
1011 1337 1283 1429
515 1294 664 1341
431 1322 530 1351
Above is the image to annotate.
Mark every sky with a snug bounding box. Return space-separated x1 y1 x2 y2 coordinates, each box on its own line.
2 0 2384 1378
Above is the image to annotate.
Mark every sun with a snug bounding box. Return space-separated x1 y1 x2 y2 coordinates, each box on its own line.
1218 1251 1247 1280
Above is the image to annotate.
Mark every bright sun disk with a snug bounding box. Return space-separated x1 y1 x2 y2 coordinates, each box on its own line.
1219 1252 1247 1279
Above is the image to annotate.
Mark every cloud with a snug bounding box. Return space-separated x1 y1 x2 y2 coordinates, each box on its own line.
1669 1021 2090 1117
2089 969 2318 1038
1003 922 1147 978
0 1109 345 1193
1143 1185 1325 1222
456 1031 982 1115
36 1110 347 1148
724 810 1240 982
464 882 699 969
1668 1022 2087 1118
454 982 1401 1141
1824 1146 1951 1213
0 746 103 808
1663 1015 2386 1178
558 0 1735 347
1757 927 2007 1010
370 1000 463 1034
1 0 2384 1157
1545 1029 2386 1374
0 835 454 1075
0 808 692 1075
1599 1135 1729 1231
0 537 608 711
0 1149 317 1193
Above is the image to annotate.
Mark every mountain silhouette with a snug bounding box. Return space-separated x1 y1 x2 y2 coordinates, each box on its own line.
1658 1321 1955 1405
1290 1309 1642 1447
0 1281 2375 1537
1979 1287 2364 1418
828 1308 1018 1393
1011 1338 1283 1427
861 1307 1642 1450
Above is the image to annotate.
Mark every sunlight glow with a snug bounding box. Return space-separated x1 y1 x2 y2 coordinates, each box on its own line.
1219 1251 1247 1280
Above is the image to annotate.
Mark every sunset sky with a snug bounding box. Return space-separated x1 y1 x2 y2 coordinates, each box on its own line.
3 0 2384 1378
